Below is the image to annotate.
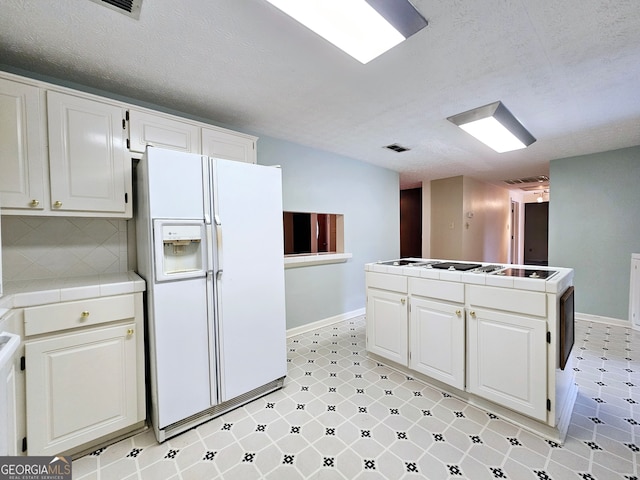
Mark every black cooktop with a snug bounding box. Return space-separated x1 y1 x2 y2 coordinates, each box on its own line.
493 268 557 279
431 262 482 271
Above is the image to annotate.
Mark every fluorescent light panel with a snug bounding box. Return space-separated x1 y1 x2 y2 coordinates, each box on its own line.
447 101 536 153
265 0 427 64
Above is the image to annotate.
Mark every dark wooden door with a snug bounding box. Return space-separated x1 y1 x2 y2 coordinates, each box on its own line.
400 188 422 258
524 202 548 265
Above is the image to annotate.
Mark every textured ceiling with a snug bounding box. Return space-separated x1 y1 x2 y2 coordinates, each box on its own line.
1 0 639 189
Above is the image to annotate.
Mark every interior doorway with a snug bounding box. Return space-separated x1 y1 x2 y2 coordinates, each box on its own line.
400 188 422 258
510 200 520 264
524 202 549 266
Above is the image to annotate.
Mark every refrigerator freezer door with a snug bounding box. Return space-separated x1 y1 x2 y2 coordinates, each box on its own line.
212 159 287 402
144 147 206 220
151 278 213 428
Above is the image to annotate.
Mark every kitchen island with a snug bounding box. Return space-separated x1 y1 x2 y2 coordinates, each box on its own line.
364 259 576 443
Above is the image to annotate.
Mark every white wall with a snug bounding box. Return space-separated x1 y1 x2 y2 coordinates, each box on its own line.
462 177 510 263
430 176 464 259
430 175 510 262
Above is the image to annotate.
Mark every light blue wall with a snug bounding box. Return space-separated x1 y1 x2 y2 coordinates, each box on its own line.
549 146 640 320
257 137 400 329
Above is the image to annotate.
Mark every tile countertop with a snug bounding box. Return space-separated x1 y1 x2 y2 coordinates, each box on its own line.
365 259 574 294
0 272 146 309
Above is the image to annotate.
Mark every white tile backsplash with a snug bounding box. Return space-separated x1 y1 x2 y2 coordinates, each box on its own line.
1 216 129 282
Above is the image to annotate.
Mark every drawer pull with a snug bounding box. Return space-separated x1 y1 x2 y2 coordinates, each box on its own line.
54 200 63 208
80 311 90 318
30 199 40 207
127 328 134 336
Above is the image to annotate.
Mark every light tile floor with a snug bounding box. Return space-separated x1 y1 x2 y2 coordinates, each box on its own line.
73 316 639 479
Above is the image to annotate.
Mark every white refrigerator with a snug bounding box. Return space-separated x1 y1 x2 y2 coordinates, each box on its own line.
136 147 287 441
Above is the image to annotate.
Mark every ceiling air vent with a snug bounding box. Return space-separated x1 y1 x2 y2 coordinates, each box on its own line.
384 143 410 153
503 175 548 185
89 0 142 19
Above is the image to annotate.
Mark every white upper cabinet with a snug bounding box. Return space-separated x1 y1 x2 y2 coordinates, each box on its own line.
1 71 256 217
47 91 129 215
128 109 201 154
202 127 257 164
0 78 46 210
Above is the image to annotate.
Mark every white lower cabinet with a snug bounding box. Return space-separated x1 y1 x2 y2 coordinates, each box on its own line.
467 308 547 421
409 297 465 390
24 293 144 456
366 288 408 366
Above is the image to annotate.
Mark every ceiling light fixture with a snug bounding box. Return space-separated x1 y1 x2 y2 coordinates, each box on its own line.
447 101 536 153
264 0 428 64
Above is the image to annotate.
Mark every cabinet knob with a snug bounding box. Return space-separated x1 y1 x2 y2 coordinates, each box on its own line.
455 309 461 316
54 201 63 208
81 311 90 318
470 311 476 318
30 199 40 207
127 328 135 336
401 298 406 305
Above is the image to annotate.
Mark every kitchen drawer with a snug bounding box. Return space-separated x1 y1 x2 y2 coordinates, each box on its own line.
409 277 464 303
24 294 135 336
467 285 547 317
366 272 408 293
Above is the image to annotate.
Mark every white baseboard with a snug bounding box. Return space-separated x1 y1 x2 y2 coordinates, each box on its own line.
575 312 630 328
287 308 365 338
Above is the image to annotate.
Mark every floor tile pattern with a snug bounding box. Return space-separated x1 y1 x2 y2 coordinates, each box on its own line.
73 317 639 479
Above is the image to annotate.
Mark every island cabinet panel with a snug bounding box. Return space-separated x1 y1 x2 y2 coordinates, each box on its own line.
409 277 464 303
366 288 408 366
467 284 547 317
467 308 548 421
409 297 465 390
366 271 408 293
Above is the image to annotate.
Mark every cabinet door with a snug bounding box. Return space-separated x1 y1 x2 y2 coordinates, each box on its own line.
366 288 408 365
467 308 547 420
1 361 18 456
202 127 256 164
47 91 127 214
410 298 465 390
25 324 138 456
0 78 46 210
128 109 200 154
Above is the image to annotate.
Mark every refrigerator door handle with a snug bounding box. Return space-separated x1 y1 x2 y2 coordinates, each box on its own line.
214 215 223 276
206 270 220 406
205 223 215 273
